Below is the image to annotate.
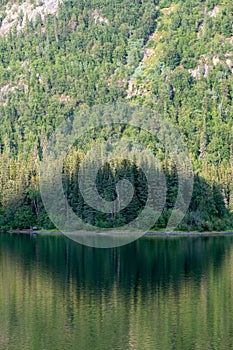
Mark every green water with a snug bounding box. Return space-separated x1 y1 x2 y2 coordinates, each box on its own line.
0 234 233 350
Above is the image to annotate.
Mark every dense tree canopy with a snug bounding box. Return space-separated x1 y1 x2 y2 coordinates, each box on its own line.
0 0 232 231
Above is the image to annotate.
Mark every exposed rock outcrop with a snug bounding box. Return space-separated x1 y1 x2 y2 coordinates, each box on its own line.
0 0 62 36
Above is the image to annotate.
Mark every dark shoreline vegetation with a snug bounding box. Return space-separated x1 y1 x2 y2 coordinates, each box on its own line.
0 0 232 232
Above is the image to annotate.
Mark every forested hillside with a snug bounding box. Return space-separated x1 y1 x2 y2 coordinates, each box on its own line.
0 0 232 231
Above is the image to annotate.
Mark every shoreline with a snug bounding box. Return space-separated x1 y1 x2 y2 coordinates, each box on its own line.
1 229 233 237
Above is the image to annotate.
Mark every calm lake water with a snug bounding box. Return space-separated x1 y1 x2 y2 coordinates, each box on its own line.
0 233 233 350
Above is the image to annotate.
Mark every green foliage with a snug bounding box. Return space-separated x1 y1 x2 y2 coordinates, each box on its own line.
0 0 232 231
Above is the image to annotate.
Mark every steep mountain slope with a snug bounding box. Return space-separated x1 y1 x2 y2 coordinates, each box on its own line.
0 0 232 230
0 0 62 35
128 0 233 207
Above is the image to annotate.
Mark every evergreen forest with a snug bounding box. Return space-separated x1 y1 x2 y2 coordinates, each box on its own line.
0 0 232 231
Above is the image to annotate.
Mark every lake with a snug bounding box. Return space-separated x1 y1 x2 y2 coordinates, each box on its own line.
0 233 233 350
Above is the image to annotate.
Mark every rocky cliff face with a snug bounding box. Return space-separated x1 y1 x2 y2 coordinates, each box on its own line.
0 0 62 35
